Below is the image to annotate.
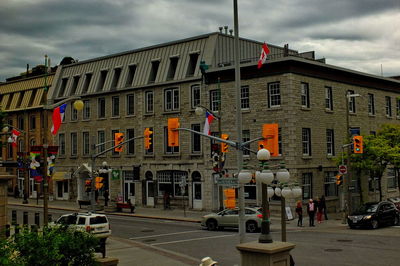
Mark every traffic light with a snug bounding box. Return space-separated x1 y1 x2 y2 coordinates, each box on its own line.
95 176 104 190
336 174 343 186
85 179 92 192
167 118 179 147
262 124 279 156
353 135 363 154
144 128 153 150
221 134 229 153
114 133 124 152
224 188 236 209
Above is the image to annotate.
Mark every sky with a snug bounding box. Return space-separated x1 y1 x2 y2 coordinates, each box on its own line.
0 0 399 82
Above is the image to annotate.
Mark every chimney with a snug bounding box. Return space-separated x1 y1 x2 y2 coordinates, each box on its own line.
224 25 228 34
229 29 233 36
284 44 289 57
219 26 223 33
26 64 29 77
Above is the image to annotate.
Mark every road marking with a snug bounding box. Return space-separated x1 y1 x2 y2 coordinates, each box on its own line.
150 234 235 246
129 230 202 240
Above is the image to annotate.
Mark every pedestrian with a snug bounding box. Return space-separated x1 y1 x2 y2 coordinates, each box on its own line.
295 200 303 227
199 256 218 266
103 190 109 206
307 199 315 227
316 197 324 224
163 191 171 210
321 195 328 220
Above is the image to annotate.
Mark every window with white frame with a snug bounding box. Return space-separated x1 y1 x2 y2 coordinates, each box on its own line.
126 94 134 115
302 128 311 156
348 90 356 113
324 171 338 197
396 98 400 119
326 129 335 156
157 171 188 197
98 130 105 153
164 127 179 154
112 96 120 117
83 132 90 155
83 100 90 120
71 106 78 121
98 98 106 118
71 132 77 156
191 124 201 153
59 133 65 155
387 168 398 189
145 91 154 113
210 90 220 112
191 84 201 109
325 86 333 110
368 93 375 115
268 82 281 107
241 86 250 109
385 96 392 117
301 82 310 108
302 173 313 200
164 87 179 111
242 130 250 156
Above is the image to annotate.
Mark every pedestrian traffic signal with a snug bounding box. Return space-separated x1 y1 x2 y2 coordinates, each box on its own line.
262 124 279 156
114 133 124 152
85 179 92 192
336 174 343 186
95 176 104 190
221 134 229 153
144 128 153 150
167 118 179 147
353 135 363 154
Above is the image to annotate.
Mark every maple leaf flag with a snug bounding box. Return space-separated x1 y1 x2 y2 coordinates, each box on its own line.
11 129 21 147
257 43 270 69
51 103 67 135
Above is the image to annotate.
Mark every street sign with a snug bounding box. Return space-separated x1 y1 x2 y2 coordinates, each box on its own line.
339 165 347 174
216 178 238 186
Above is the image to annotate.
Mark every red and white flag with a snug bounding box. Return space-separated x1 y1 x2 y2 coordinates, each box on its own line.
203 111 215 136
51 103 67 135
11 129 21 147
257 43 270 69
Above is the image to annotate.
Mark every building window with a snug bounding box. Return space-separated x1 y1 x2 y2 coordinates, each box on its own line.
83 132 90 155
325 86 333 110
71 105 78 121
385 96 392 117
59 78 68 97
348 90 356 113
241 86 250 109
70 76 80 95
98 130 105 153
59 133 65 155
387 168 398 189
18 117 24 131
148 60 160 84
326 129 335 156
30 116 36 130
186 53 199 77
191 84 201 109
112 130 119 156
210 90 220 112
191 124 201 153
242 130 250 156
112 96 120 117
98 98 106 118
126 94 135 115
396 98 400 119
145 91 154 113
302 173 313 200
164 88 179 111
97 70 108 92
324 171 338 197
301 83 310 108
70 132 77 156
164 127 179 154
111 68 121 90
167 57 179 80
125 65 136 87
368 93 375 115
127 128 135 155
268 82 281 107
82 73 92 93
145 127 154 155
83 100 90 120
302 128 311 156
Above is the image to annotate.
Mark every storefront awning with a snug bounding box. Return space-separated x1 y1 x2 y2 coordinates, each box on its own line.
52 172 70 181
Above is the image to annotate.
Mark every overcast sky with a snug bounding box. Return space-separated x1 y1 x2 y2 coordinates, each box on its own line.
0 0 399 82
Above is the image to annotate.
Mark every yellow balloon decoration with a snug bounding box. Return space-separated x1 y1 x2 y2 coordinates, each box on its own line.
73 100 84 111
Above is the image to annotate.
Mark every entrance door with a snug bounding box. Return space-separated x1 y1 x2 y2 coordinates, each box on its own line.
146 181 154 207
29 178 37 198
57 182 63 198
193 182 202 209
56 180 69 200
124 182 135 204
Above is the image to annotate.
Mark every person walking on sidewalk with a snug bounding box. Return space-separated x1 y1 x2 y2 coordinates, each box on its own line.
316 197 324 224
296 200 303 227
307 199 315 227
321 195 328 220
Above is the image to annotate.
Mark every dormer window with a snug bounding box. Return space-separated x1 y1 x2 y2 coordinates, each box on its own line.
148 60 160 84
186 53 199 77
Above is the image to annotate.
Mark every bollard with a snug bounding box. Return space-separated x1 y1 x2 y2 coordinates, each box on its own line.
35 212 40 226
31 224 38 233
48 214 52 223
5 224 10 238
12 210 17 225
23 211 28 226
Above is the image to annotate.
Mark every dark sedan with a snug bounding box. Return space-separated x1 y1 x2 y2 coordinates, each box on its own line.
347 201 399 229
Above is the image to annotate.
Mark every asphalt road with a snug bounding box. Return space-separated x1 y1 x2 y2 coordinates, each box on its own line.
7 206 400 266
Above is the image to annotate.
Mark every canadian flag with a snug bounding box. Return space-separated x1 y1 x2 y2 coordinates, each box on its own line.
11 129 21 147
257 43 270 69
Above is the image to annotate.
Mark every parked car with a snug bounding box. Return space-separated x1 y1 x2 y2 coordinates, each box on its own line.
201 207 262 233
387 197 400 211
347 201 400 229
53 212 111 239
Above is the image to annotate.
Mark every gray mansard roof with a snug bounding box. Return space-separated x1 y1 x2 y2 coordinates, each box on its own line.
48 32 298 101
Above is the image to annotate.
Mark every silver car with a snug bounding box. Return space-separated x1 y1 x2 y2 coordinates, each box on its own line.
201 207 262 233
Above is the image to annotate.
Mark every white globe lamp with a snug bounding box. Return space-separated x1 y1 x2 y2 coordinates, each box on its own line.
292 186 302 198
258 169 274 184
274 187 282 197
195 106 204 116
281 187 293 198
238 170 252 184
257 148 271 161
267 187 274 197
276 168 290 183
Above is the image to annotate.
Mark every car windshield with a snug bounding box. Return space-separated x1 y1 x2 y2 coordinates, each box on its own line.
355 203 378 214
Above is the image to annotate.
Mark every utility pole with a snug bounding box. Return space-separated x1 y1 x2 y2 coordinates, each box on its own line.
43 55 49 225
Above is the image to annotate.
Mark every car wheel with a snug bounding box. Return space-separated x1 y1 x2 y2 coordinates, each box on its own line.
206 219 218 231
246 221 258 233
371 219 379 229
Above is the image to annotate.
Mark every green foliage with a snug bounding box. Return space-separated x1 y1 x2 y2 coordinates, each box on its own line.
1 226 99 266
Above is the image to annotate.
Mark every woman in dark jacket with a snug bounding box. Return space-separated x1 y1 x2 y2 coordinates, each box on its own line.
296 200 303 226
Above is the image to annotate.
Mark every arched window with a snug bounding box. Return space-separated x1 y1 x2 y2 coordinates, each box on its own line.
145 171 153 180
191 171 201 182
